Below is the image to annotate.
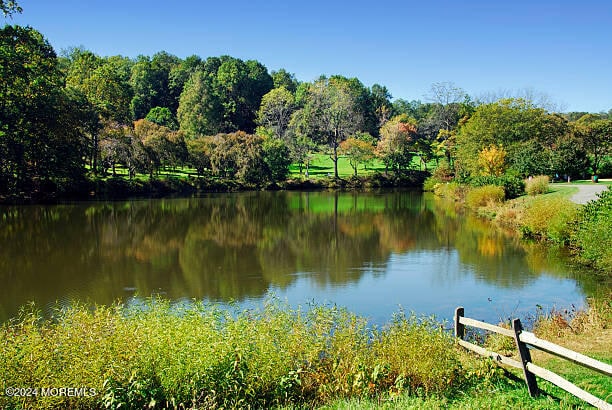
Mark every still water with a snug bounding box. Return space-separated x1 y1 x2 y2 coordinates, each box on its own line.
0 190 601 325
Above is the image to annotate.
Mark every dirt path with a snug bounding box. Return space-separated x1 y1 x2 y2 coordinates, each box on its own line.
554 183 609 204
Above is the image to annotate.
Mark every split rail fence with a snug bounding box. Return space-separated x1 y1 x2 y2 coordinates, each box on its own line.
454 307 612 410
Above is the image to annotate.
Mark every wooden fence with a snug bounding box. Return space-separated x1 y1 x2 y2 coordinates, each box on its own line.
454 307 612 410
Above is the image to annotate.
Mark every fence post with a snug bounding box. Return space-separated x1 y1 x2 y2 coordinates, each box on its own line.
454 307 465 340
512 318 539 397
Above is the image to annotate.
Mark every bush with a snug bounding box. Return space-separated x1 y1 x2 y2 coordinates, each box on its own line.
465 185 505 209
571 187 612 273
520 197 578 243
0 299 470 410
469 175 525 199
433 181 466 200
525 175 549 196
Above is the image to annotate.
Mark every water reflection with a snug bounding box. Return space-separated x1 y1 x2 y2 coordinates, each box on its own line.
0 191 603 323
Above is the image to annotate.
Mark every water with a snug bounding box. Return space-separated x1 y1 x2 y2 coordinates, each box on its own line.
0 190 601 325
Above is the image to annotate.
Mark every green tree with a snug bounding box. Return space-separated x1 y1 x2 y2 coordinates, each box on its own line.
0 25 89 195
256 87 295 140
262 137 291 182
301 77 364 178
574 115 612 175
177 71 223 138
146 106 178 130
0 0 21 16
271 69 299 93
455 99 568 177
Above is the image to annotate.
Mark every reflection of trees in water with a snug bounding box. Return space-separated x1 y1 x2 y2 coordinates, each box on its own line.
0 190 597 322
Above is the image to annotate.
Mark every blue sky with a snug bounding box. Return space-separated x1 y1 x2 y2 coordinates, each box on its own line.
7 0 612 112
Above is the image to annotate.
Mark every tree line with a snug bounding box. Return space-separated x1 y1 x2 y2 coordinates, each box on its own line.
1 16 611 198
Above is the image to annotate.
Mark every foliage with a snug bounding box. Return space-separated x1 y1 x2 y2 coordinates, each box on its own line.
297 77 364 178
257 86 296 140
468 174 525 199
339 135 375 176
433 182 466 200
376 115 417 174
177 70 223 138
465 185 505 209
0 300 472 409
0 25 90 196
477 145 507 176
455 99 569 177
262 137 292 182
520 197 578 243
573 116 612 174
0 0 21 16
571 187 612 272
145 106 178 130
525 175 549 196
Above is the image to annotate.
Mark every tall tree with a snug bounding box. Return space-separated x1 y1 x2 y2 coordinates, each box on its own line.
271 69 299 93
177 71 223 138
256 87 295 140
301 77 364 178
0 25 88 194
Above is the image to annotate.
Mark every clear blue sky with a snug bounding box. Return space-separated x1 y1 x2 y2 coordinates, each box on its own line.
8 0 612 112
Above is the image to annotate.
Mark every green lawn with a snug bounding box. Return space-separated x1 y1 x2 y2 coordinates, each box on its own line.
288 154 430 179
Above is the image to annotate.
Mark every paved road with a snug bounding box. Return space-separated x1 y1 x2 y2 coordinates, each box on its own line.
554 183 609 204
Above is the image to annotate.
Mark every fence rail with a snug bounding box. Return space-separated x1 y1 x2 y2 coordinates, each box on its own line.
454 307 612 410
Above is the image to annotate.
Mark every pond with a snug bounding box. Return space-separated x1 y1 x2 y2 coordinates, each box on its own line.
0 190 601 325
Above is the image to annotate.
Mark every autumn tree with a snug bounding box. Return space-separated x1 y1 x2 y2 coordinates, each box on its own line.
376 115 418 174
477 145 507 176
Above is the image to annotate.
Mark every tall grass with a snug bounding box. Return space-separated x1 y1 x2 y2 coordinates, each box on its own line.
465 185 505 209
518 197 578 243
525 175 549 196
0 299 473 410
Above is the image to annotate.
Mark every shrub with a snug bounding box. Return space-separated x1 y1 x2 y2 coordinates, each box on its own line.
525 175 549 196
469 175 525 199
433 181 466 200
520 197 578 243
571 187 612 272
465 185 505 209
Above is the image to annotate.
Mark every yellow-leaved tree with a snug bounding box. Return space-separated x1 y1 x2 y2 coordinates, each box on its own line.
477 145 507 176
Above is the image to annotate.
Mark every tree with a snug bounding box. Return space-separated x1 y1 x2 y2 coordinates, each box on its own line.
477 145 507 176
0 0 21 16
369 84 393 127
376 115 417 174
0 25 88 194
177 71 223 138
301 77 364 178
186 136 212 176
146 106 178 130
214 58 274 133
256 87 295 140
339 134 375 176
271 69 299 93
455 99 568 177
574 115 612 175
262 137 291 182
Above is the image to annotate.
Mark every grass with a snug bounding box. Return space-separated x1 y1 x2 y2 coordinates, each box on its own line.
287 154 430 179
